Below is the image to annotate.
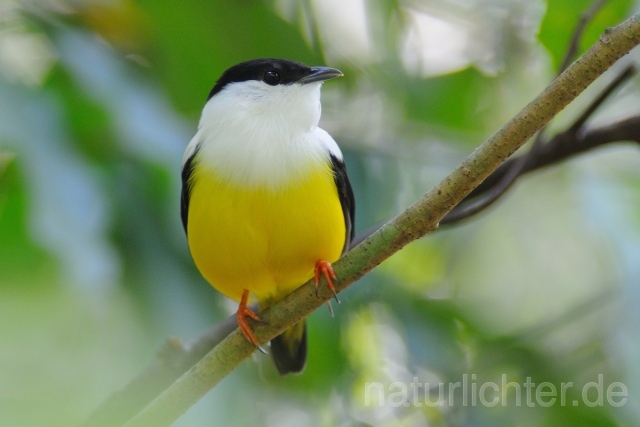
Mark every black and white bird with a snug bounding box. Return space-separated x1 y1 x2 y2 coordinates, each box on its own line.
180 58 355 374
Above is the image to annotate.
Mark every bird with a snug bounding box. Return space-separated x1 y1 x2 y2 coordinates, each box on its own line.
180 58 355 374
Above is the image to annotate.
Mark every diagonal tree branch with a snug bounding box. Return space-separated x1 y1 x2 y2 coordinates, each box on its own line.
117 13 640 427
461 114 640 205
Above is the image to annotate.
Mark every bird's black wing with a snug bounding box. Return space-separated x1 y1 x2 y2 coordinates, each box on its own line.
180 151 198 234
330 154 355 253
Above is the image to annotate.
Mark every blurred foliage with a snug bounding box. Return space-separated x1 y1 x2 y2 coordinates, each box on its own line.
539 0 634 69
1 0 640 426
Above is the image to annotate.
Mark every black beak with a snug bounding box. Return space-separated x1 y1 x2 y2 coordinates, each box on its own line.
299 66 343 85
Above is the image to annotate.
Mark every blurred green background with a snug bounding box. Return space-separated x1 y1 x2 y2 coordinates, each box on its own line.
2 0 640 426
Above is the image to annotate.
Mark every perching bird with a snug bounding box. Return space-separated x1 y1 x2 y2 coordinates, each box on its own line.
181 58 355 374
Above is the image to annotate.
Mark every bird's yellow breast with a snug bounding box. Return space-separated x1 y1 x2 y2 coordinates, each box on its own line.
187 161 346 303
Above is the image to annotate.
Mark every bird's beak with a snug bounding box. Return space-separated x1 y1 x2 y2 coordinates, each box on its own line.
299 66 343 85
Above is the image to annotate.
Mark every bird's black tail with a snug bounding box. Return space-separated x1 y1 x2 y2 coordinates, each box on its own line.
270 320 307 375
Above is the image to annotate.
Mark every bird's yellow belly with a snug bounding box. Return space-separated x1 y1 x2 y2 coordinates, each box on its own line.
187 165 346 303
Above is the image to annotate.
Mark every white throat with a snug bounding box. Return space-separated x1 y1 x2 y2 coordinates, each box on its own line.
184 80 342 189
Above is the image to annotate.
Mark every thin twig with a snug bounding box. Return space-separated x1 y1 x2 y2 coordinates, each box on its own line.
570 62 637 132
441 131 545 224
302 0 325 59
558 0 611 73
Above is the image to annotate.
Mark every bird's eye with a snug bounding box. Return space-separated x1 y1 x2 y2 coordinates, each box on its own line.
263 70 281 86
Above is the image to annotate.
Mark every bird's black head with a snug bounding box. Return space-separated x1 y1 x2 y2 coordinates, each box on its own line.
207 58 342 101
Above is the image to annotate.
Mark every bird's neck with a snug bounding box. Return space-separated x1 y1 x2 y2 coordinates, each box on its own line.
186 83 330 189
192 117 328 189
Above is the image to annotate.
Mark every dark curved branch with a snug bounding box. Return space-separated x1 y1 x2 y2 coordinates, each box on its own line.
479 115 640 187
441 62 638 225
441 114 640 226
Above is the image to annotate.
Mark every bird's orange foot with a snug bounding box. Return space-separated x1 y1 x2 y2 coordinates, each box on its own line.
236 289 267 354
314 260 340 304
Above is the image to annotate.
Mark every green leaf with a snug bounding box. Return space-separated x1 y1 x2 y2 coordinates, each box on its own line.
133 0 319 115
539 0 633 70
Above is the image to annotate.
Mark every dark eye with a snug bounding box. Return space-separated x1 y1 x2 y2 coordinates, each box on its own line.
263 70 281 86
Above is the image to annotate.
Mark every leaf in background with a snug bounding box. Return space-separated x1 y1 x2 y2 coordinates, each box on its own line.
77 0 151 53
539 0 633 71
129 0 319 115
0 157 54 283
391 67 492 134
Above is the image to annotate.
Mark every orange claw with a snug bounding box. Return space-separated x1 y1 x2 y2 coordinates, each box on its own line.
314 260 340 304
236 289 267 354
